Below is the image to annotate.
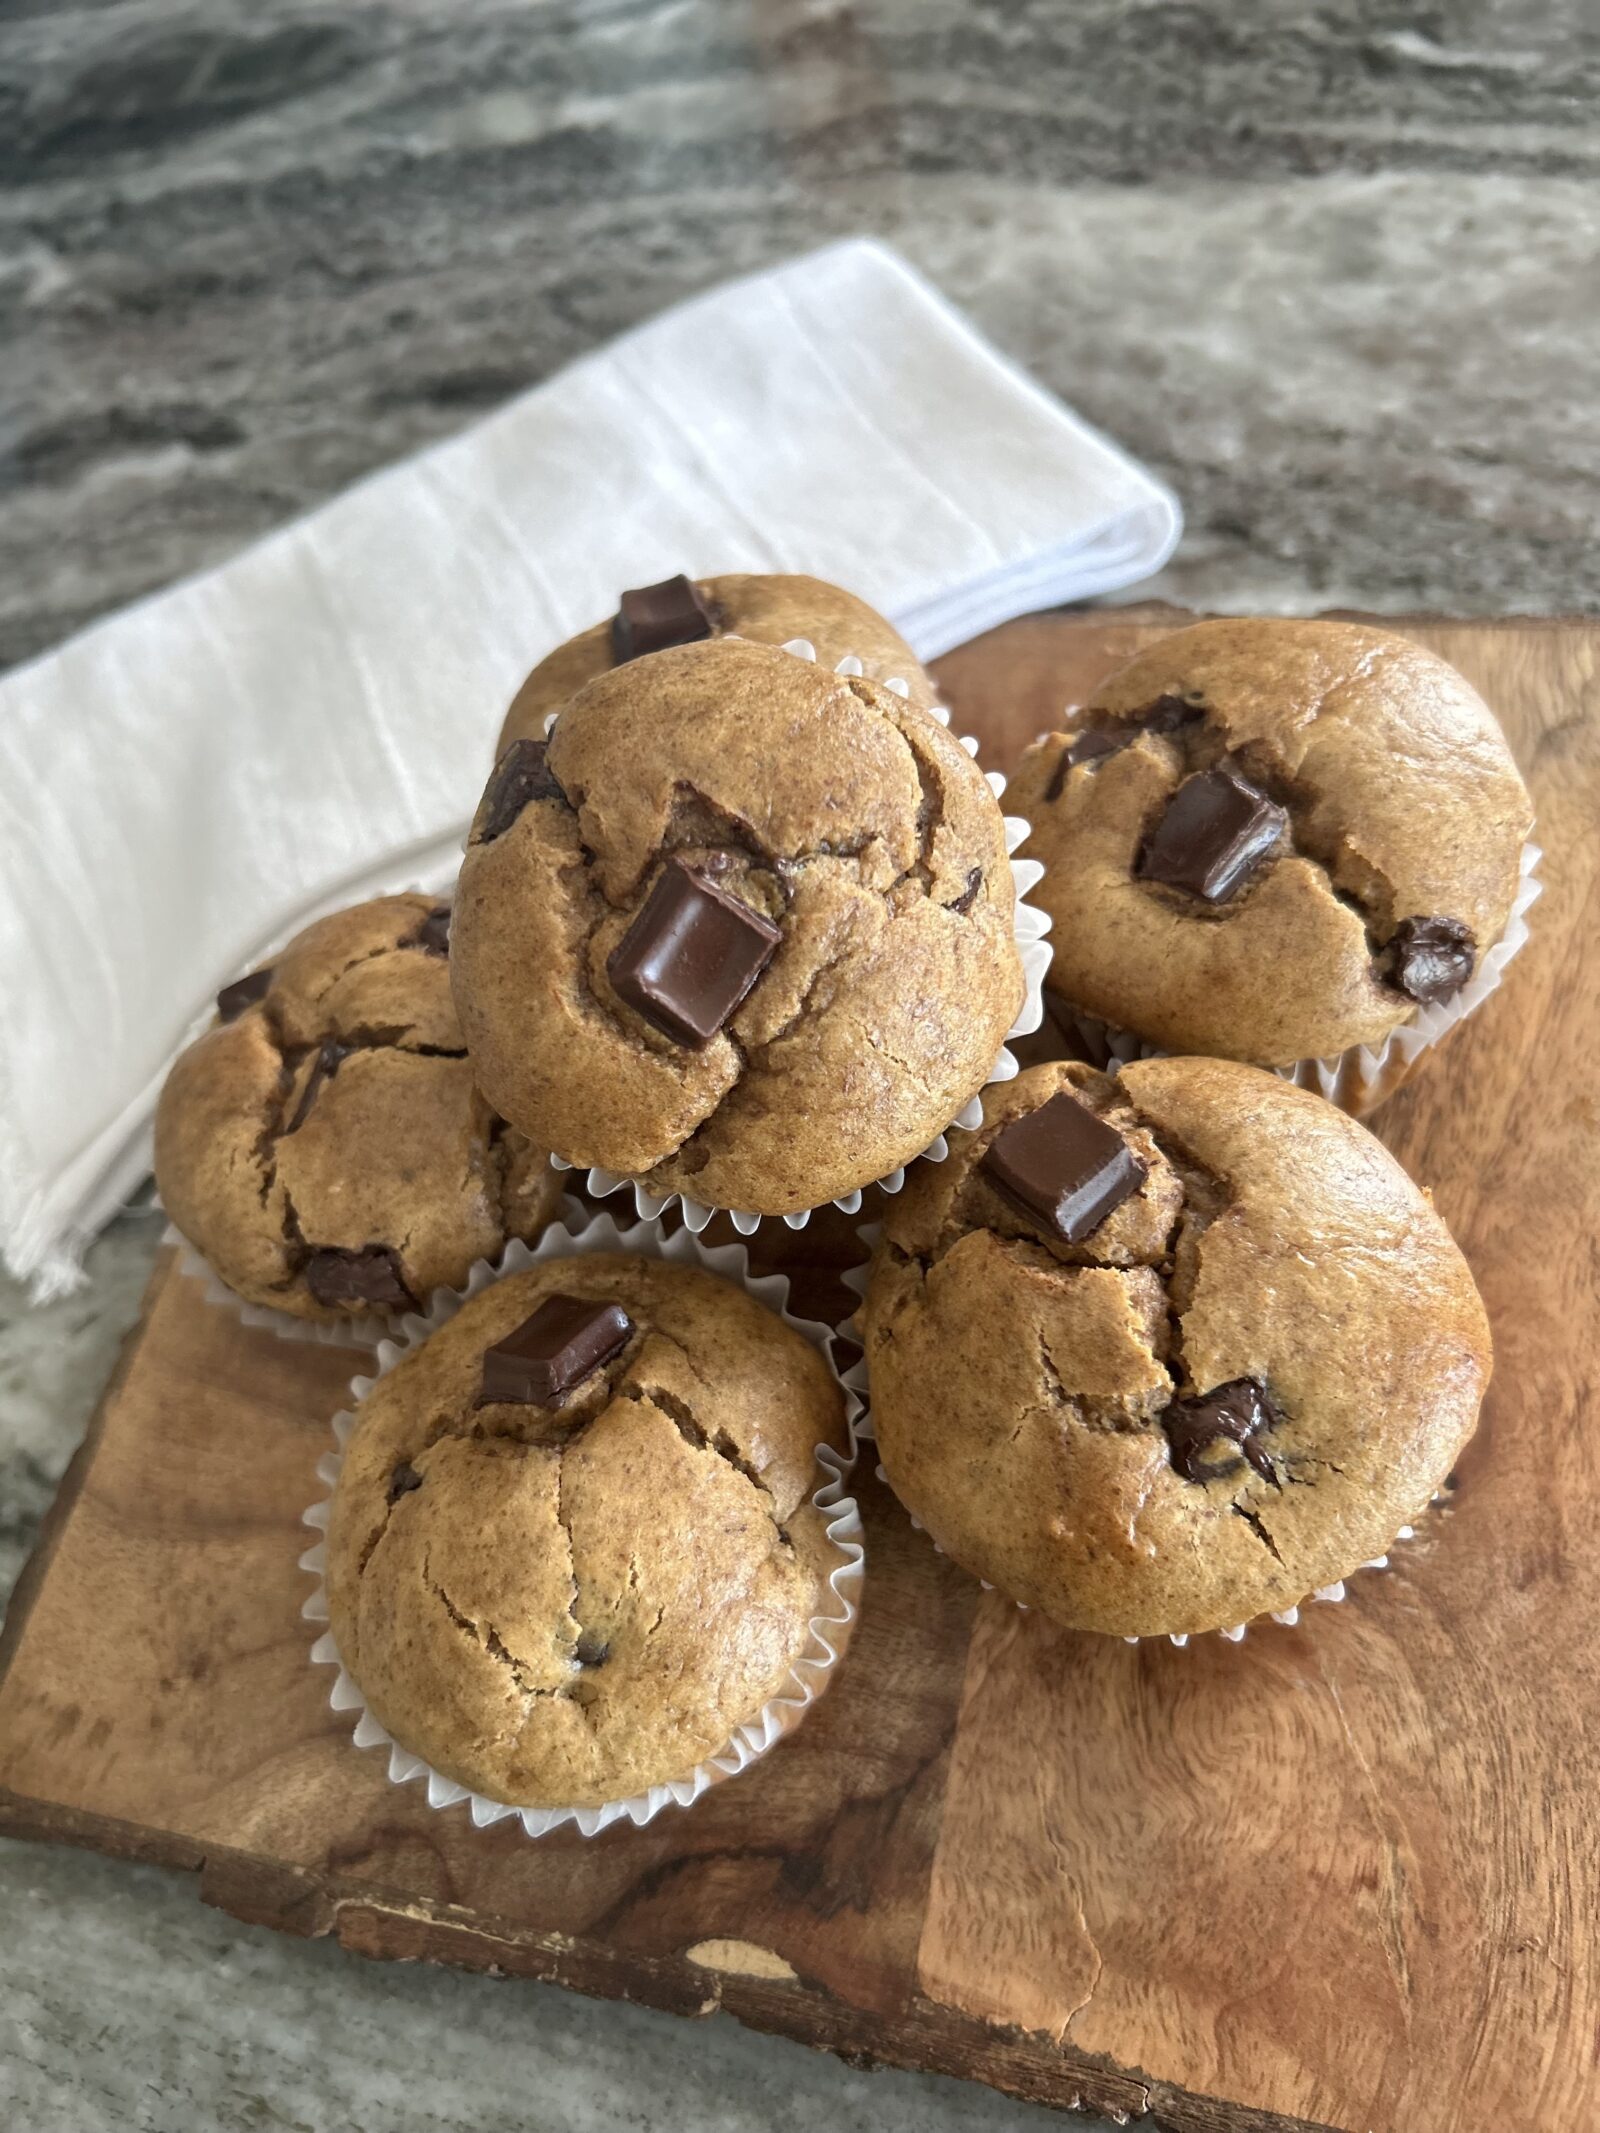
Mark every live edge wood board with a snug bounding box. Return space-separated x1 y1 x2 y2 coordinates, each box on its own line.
2 613 1597 2133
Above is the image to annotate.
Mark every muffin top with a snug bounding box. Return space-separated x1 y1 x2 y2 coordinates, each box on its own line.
325 1253 848 1808
1007 619 1533 1066
496 570 937 757
452 637 1024 1216
863 1056 1491 1637
155 895 561 1323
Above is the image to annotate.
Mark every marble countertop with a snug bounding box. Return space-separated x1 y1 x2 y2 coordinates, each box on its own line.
4 3 1597 2128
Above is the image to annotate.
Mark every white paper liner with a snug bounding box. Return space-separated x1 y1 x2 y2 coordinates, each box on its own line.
160 1188 581 1352
839 1228 1435 1649
298 1206 866 1837
542 645 1052 1235
1049 840 1542 1111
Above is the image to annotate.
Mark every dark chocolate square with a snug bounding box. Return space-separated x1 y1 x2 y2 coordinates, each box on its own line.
305 1245 415 1312
1137 766 1286 903
981 1091 1147 1245
479 1294 635 1408
607 855 781 1048
611 575 715 663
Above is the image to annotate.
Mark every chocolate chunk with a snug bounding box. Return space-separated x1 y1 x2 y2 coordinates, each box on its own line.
610 574 715 663
1135 692 1205 735
412 904 451 956
216 967 273 1023
284 1039 347 1135
1047 697 1204 799
982 1091 1147 1245
949 867 983 915
607 854 781 1048
479 1293 634 1408
476 737 565 843
387 1461 423 1504
305 1244 415 1312
1164 1379 1280 1484
1137 766 1286 903
573 1631 611 1667
1386 915 1476 1004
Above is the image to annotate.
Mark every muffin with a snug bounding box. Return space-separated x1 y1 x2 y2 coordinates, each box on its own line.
1008 619 1533 1085
861 1056 1491 1638
496 570 937 756
325 1251 850 1808
156 894 561 1325
452 637 1025 1218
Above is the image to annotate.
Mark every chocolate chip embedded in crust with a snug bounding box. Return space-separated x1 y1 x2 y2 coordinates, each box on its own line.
283 1039 348 1136
216 967 273 1023
1134 693 1205 735
607 854 782 1049
412 904 452 956
1137 765 1287 904
476 737 566 844
981 1090 1147 1246
610 575 715 663
949 867 983 915
387 1461 423 1503
1046 696 1205 799
305 1244 416 1312
573 1631 611 1667
1385 915 1476 1004
1164 1379 1281 1484
479 1294 635 1408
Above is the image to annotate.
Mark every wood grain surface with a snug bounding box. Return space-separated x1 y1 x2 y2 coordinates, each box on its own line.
2 613 1596 2133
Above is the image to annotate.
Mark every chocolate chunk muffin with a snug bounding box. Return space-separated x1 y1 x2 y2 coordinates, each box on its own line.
155 894 562 1325
495 570 937 757
453 637 1025 1217
325 1253 850 1808
862 1056 1491 1638
1008 620 1533 1071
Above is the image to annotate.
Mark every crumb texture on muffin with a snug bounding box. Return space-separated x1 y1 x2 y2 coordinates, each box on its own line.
1008 619 1533 1065
325 1255 847 1808
453 638 1024 1214
154 894 560 1320
864 1056 1492 1636
496 570 937 755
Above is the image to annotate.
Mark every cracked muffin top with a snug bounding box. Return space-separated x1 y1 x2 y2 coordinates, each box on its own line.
494 570 937 759
154 894 562 1324
325 1252 849 1808
1007 619 1532 1068
452 637 1025 1216
862 1056 1491 1638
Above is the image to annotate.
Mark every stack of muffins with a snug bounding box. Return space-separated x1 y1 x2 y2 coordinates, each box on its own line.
156 574 1533 1826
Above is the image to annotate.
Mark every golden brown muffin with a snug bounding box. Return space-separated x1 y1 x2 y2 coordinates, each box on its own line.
326 1253 850 1807
495 570 936 758
863 1057 1491 1638
452 638 1024 1216
155 895 562 1324
1008 619 1532 1069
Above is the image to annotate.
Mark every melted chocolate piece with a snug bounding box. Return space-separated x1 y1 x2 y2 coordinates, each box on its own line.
387 1461 423 1503
477 737 565 843
949 867 983 915
607 854 781 1048
1046 696 1205 798
216 967 273 1022
479 1294 634 1407
1136 692 1205 735
1137 765 1286 903
1164 1379 1281 1483
573 1631 611 1667
305 1244 415 1312
611 575 715 663
412 904 452 956
1386 915 1476 1004
284 1039 347 1135
982 1091 1147 1245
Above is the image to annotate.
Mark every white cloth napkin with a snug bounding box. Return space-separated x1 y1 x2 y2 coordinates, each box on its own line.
0 237 1179 1295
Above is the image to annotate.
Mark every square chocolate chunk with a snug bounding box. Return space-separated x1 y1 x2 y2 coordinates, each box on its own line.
479 1294 635 1407
611 575 715 663
1137 766 1286 904
607 855 781 1049
982 1091 1147 1245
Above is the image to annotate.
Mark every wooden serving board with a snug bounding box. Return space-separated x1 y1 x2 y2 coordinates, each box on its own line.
3 613 1597 2133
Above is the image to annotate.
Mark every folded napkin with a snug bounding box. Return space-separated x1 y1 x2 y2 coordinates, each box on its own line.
0 237 1179 1295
